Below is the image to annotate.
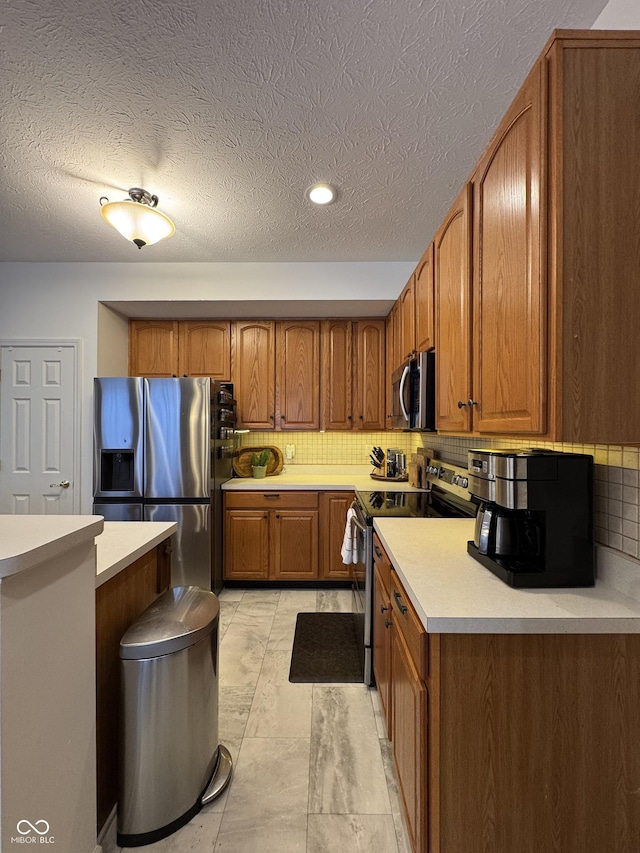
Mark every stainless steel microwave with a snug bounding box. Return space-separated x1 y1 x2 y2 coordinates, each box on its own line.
390 350 435 430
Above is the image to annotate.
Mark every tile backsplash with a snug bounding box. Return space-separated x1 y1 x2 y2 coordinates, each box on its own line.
239 431 414 466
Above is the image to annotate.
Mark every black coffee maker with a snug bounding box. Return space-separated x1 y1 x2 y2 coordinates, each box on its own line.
467 449 594 588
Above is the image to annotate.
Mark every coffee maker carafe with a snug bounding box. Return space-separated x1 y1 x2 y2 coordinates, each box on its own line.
474 504 526 559
467 449 594 588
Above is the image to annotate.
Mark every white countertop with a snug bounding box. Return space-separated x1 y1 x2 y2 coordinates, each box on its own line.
373 517 640 634
0 515 104 578
95 521 177 587
222 464 422 492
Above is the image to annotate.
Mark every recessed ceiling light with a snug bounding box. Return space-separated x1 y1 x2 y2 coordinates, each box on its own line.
305 183 337 205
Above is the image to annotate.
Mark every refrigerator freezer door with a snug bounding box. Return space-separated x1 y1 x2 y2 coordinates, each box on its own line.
145 378 211 499
93 378 144 498
93 502 143 521
144 503 211 590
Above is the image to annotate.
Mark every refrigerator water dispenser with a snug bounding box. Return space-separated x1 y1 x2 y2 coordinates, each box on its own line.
100 450 135 492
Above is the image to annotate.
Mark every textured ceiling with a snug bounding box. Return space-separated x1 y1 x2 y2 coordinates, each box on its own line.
1 0 607 263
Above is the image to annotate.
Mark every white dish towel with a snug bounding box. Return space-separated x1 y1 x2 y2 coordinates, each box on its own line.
341 507 360 564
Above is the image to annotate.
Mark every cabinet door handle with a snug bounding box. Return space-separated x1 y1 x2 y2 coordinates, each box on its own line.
385 619 391 629
276 513 280 519
380 603 388 613
394 591 408 614
457 400 467 409
374 545 382 558
468 399 478 407
264 493 281 499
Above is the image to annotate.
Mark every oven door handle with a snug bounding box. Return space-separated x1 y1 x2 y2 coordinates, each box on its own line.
349 502 367 534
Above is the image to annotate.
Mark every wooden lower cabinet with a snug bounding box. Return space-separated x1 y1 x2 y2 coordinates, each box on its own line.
392 621 427 853
320 491 354 579
373 533 393 723
225 489 353 582
224 509 270 580
429 632 640 853
95 540 171 832
389 567 428 853
372 565 392 731
224 491 319 581
373 547 640 853
273 509 319 579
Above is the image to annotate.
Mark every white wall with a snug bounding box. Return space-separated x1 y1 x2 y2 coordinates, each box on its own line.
593 0 640 27
0 261 413 511
97 303 129 376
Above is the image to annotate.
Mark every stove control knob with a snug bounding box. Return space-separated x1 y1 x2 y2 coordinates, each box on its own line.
452 475 460 486
460 477 469 489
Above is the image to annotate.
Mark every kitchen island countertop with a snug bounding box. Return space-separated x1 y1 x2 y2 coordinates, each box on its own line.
95 521 177 587
374 517 640 634
0 514 104 578
222 464 422 492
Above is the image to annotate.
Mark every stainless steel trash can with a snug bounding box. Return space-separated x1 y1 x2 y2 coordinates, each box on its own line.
117 586 232 847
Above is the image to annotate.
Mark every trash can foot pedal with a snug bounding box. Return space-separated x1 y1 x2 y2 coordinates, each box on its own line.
201 744 233 806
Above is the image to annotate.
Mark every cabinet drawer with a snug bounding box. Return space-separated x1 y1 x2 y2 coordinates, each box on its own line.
225 490 319 509
373 533 392 596
390 570 428 681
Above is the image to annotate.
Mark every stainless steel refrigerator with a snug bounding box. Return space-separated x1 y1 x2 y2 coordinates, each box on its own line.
93 377 236 593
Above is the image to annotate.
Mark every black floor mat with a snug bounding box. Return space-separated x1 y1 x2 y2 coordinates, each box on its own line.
288 612 364 683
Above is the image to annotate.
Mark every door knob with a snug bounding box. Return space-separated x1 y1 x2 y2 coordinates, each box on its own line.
49 479 70 488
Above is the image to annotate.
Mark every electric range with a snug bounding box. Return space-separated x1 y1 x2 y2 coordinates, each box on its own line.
349 461 478 684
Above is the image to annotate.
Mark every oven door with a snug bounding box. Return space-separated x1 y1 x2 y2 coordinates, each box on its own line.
349 500 373 685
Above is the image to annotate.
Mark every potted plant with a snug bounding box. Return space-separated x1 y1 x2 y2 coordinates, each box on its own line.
251 449 271 479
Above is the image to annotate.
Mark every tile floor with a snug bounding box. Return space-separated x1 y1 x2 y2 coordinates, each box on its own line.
102 587 411 853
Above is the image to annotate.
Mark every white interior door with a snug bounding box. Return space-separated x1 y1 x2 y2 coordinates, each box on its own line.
0 343 80 514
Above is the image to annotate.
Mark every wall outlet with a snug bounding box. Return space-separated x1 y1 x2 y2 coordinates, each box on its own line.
285 444 295 460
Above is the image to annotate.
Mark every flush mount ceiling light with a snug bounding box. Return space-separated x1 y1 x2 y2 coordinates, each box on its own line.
305 183 337 205
99 187 175 249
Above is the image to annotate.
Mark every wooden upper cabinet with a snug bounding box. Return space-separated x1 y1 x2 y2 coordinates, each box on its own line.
129 320 179 376
472 58 545 434
232 321 276 429
385 302 403 429
398 276 416 362
276 320 320 430
354 319 386 430
178 321 231 381
415 243 435 352
129 319 231 380
547 35 640 444
434 184 473 432
321 320 353 430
